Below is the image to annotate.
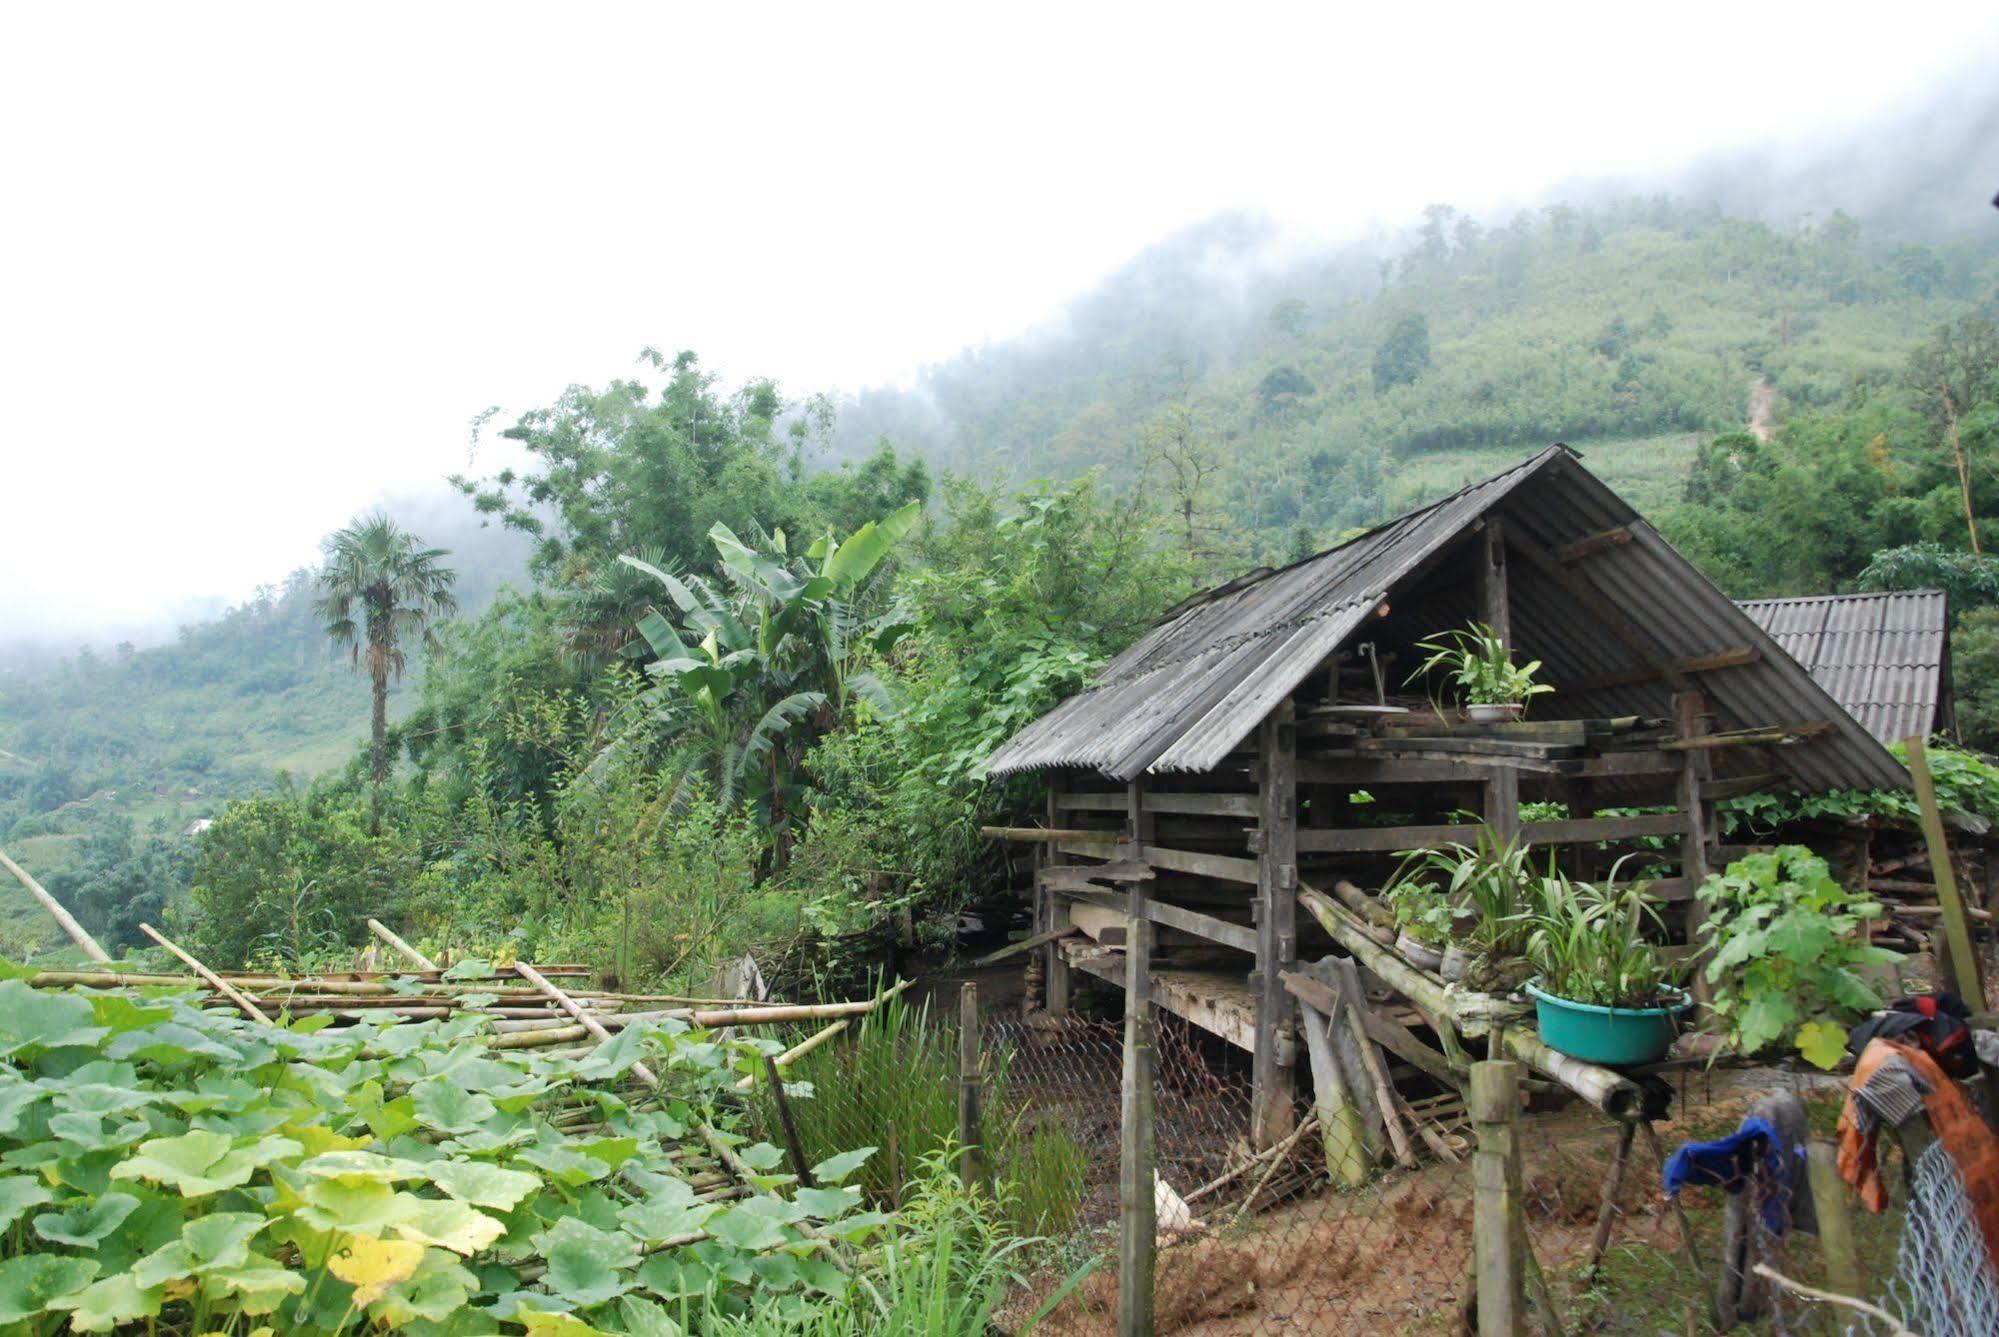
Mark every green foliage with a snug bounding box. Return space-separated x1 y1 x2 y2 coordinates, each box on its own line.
1953 607 1999 749
1372 311 1432 393
315 512 459 785
1856 541 1999 613
1696 846 1899 1067
1524 875 1676 1010
1716 739 1999 837
0 976 911 1334
1408 622 1554 708
757 996 1081 1240
1385 831 1555 958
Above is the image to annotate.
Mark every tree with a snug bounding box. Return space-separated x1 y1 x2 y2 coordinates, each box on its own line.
1904 314 1999 553
1372 312 1432 394
313 514 458 784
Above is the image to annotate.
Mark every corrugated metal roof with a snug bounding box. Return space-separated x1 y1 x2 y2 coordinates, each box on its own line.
986 446 1908 792
1738 591 1947 747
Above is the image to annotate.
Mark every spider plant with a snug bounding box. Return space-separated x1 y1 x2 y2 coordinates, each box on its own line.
1524 873 1677 1009
1385 828 1556 959
1407 621 1554 708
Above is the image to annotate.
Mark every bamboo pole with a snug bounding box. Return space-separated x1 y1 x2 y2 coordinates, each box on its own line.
1299 999 1370 1187
1117 918 1157 1337
957 983 985 1189
733 1019 849 1091
0 847 110 962
1905 736 1985 1005
1333 966 1416 1169
1805 1142 1861 1298
367 919 438 971
516 961 659 1090
139 924 271 1025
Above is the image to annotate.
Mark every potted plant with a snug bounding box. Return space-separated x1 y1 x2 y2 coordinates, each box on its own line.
1387 829 1553 986
1523 877 1689 1066
1408 621 1553 723
1381 877 1452 972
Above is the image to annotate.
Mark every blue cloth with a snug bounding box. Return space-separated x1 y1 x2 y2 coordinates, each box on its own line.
1662 1116 1801 1234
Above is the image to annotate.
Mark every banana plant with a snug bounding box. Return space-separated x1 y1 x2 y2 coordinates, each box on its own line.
614 502 919 834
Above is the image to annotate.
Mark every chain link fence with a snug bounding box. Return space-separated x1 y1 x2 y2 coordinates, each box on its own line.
743 983 1991 1334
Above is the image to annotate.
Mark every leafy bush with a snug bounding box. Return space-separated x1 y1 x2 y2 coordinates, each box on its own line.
1523 876 1676 1009
1696 846 1900 1068
0 975 900 1333
1407 622 1553 709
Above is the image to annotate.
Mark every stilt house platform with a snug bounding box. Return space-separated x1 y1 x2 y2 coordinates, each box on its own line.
984 445 1906 1146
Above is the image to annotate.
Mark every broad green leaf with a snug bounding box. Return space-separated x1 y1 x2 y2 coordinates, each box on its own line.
298 1150 428 1183
792 1185 861 1219
516 1142 613 1187
617 1193 719 1244
352 1079 419 1141
1796 1020 1849 1070
366 1250 476 1326
0 1175 54 1230
197 1256 304 1315
0 1254 98 1324
392 1197 505 1256
1737 992 1798 1054
808 1147 875 1185
616 1294 690 1337
184 1211 269 1267
86 994 173 1033
296 1177 422 1236
428 1158 540 1210
49 1272 164 1333
54 1082 159 1118
411 1079 498 1134
704 1197 803 1252
0 1081 41 1135
518 1303 615 1337
0 981 106 1055
735 1141 785 1172
32 1190 139 1247
532 1216 639 1307
110 1130 301 1197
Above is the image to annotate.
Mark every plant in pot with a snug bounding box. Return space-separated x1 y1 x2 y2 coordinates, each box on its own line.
1386 828 1553 985
1381 877 1455 973
1408 621 1552 723
1523 875 1689 1066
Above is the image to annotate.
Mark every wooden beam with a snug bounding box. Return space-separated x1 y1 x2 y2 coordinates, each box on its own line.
1553 525 1634 563
1562 645 1760 695
1142 791 1260 818
1659 721 1830 751
982 826 1120 844
1116 917 1156 1337
1253 702 1301 1150
1063 888 1258 954
368 919 438 971
140 924 270 1025
1043 772 1073 1018
1297 822 1484 854
1478 516 1511 647
1519 812 1684 845
1141 843 1260 885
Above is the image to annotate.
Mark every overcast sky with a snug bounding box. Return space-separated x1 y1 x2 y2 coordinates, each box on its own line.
5 2 1998 643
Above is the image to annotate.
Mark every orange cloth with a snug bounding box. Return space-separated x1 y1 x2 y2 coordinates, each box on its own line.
1838 1038 1999 1271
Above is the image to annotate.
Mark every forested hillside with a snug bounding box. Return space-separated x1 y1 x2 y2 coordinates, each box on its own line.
837 198 1998 567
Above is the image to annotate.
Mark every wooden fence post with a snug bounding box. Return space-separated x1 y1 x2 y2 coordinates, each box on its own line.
1806 1141 1861 1297
958 982 984 1190
1906 735 1985 1005
1118 917 1156 1337
1471 1060 1525 1337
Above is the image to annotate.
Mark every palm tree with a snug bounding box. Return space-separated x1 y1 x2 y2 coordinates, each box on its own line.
314 513 458 784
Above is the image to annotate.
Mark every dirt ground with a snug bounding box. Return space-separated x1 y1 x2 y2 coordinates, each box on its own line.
1013 1062 1855 1335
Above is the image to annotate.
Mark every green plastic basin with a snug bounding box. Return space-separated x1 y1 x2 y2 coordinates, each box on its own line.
1525 981 1690 1067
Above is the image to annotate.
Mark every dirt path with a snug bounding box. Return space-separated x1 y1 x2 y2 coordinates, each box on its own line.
1748 376 1775 442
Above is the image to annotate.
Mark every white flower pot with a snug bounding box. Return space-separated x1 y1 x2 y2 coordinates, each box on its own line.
1466 702 1525 724
1396 932 1444 972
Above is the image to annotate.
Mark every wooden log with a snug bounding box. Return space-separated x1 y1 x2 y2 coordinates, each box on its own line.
764 1053 815 1188
1553 525 1634 563
1141 844 1260 885
966 925 1078 968
367 919 438 971
0 847 110 962
1296 822 1484 855
1471 1061 1525 1337
1330 879 1396 938
1585 1121 1637 1281
1253 705 1300 1151
1906 736 1985 1005
1562 646 1759 695
1658 721 1830 751
1331 957 1416 1169
1518 812 1684 845
1299 998 1371 1186
139 924 270 1025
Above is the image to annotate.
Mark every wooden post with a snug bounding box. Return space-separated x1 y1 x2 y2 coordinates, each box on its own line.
1806 1142 1861 1297
1477 516 1512 646
1471 1060 1525 1337
1044 771 1073 1016
1585 1120 1637 1280
1117 916 1156 1337
1906 735 1985 1005
1 847 110 963
1675 690 1716 1002
1252 702 1300 1149
764 1053 816 1188
957 982 984 1190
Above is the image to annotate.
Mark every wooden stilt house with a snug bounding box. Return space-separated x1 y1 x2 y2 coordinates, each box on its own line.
985 445 1906 1146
